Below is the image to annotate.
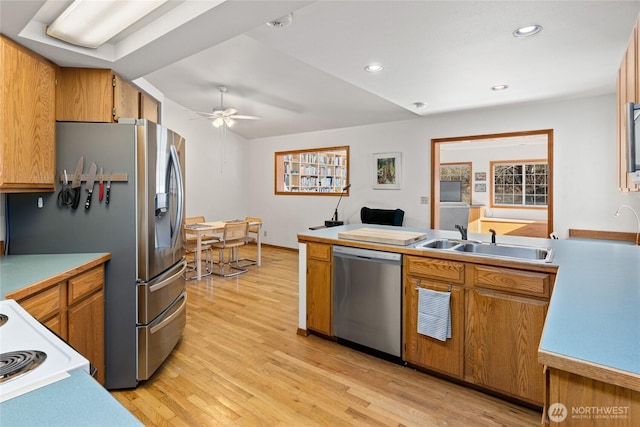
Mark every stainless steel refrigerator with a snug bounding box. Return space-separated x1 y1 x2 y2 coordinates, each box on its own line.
7 119 187 389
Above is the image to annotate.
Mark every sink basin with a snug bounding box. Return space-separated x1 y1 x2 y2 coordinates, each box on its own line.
453 242 553 262
415 238 553 263
415 238 463 249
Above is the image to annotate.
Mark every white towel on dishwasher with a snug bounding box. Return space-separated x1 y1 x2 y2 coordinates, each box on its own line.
417 287 451 341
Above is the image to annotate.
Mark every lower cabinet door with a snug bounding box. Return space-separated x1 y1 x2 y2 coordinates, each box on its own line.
403 276 464 379
68 290 105 384
467 287 548 406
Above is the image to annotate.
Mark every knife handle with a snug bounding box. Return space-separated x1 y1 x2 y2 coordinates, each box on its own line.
71 188 81 209
99 182 104 201
105 188 110 205
85 191 93 209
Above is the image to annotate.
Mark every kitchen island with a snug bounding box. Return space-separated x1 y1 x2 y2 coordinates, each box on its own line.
298 224 640 424
0 252 141 426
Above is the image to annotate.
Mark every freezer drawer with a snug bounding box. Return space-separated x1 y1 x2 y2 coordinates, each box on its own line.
137 260 187 324
137 290 187 381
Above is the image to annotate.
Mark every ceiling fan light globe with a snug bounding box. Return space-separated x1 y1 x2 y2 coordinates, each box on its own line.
225 117 235 127
213 117 224 128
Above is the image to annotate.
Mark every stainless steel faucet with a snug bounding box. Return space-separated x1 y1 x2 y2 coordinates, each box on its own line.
489 228 497 244
455 224 467 240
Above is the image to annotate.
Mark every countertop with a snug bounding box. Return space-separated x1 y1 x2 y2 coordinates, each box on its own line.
0 252 142 426
298 224 640 391
0 253 111 298
0 370 143 427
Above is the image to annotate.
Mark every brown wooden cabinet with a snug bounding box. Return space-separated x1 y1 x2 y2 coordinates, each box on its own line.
140 91 159 122
306 242 333 336
0 34 56 193
6 264 106 384
544 367 640 426
56 67 157 123
466 264 552 406
403 255 465 378
617 14 640 191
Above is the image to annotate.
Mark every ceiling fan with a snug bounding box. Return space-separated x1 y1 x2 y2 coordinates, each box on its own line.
196 85 261 128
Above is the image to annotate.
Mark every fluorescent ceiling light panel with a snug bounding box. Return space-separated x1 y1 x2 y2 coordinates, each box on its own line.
46 0 169 49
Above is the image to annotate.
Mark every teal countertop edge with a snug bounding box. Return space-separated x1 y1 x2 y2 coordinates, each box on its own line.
298 224 640 379
0 370 143 427
0 253 110 298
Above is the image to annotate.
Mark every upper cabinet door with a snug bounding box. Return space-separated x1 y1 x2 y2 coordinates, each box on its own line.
618 17 640 191
56 68 114 122
113 74 139 121
139 91 159 123
0 35 56 192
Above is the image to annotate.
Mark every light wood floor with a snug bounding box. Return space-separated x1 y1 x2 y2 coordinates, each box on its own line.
111 245 540 426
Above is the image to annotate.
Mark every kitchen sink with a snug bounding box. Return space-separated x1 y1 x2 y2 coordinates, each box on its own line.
415 238 464 249
415 238 553 263
453 242 553 262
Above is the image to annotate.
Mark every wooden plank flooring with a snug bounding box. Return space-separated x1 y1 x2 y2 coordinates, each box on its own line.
111 245 540 426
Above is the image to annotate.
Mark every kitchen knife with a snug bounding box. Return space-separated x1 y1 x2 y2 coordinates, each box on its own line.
84 162 97 209
98 167 104 201
70 156 84 209
105 171 112 205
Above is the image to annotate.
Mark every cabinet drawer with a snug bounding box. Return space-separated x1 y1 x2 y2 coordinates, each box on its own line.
405 256 465 284
68 266 104 305
473 265 550 297
307 243 332 262
18 283 63 322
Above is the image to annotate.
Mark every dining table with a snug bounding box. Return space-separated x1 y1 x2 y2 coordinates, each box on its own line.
185 220 262 280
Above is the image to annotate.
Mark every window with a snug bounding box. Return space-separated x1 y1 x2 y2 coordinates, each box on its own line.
440 163 471 204
492 160 548 207
275 146 349 195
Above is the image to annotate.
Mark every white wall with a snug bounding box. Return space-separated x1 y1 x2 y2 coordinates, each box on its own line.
245 94 640 248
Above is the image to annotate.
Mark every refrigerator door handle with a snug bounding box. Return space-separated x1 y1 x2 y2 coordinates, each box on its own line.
149 261 187 293
150 292 187 334
169 143 184 251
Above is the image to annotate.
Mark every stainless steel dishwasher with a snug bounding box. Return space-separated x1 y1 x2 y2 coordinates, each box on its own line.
333 245 402 358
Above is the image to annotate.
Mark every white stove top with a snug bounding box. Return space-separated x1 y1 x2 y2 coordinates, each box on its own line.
0 299 90 402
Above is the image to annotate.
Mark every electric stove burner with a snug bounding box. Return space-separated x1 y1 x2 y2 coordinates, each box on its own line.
0 350 47 384
0 314 7 327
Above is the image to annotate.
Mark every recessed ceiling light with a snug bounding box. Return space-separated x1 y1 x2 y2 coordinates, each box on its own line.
513 25 542 38
491 84 509 91
364 64 384 73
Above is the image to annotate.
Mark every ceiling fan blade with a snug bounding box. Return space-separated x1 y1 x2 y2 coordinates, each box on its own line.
223 108 237 116
194 111 216 116
230 115 261 120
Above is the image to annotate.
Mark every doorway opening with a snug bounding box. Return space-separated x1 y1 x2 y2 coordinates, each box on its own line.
431 129 554 239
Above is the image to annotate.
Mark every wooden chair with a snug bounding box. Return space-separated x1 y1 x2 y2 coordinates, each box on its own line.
237 216 261 267
183 216 214 280
208 221 249 277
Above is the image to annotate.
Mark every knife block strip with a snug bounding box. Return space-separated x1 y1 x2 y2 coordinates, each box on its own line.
59 173 128 182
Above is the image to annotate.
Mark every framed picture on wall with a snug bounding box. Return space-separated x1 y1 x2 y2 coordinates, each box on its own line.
475 183 487 192
475 172 486 181
373 152 402 189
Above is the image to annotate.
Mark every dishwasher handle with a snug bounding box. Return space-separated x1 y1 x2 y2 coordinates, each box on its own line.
333 245 402 264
